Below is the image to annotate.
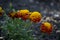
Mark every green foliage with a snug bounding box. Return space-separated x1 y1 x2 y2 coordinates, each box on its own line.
2 14 34 40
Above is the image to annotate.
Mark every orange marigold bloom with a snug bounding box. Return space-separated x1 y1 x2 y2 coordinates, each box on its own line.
29 11 42 23
8 11 16 19
40 22 53 34
16 9 30 20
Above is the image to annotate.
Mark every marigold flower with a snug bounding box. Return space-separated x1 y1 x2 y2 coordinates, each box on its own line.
29 11 42 23
0 7 4 16
8 11 16 19
16 9 30 20
40 22 53 34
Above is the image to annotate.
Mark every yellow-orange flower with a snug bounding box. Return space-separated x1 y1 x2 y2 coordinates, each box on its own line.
16 9 30 20
40 22 53 34
29 11 42 23
0 7 4 16
8 11 16 19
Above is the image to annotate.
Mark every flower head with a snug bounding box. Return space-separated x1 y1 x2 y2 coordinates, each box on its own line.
29 11 42 23
16 9 30 20
8 11 16 19
40 22 53 34
0 7 4 16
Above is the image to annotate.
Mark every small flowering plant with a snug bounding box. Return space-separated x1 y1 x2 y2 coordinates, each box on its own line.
1 6 55 40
